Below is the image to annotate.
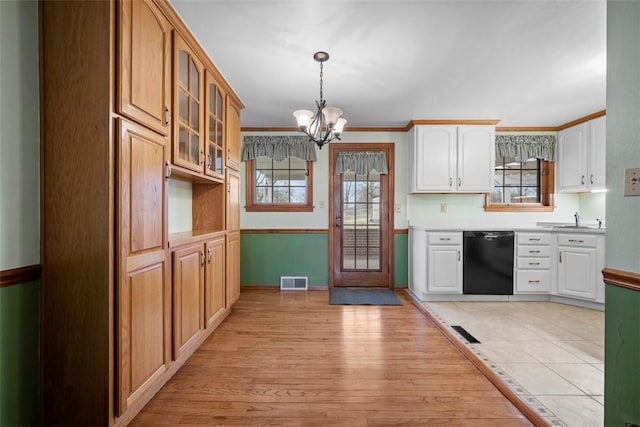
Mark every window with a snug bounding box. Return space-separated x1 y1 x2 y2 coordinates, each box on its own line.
485 158 555 212
245 156 313 212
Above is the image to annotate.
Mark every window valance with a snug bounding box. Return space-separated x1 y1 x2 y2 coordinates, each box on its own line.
495 135 556 161
241 135 318 162
335 151 388 175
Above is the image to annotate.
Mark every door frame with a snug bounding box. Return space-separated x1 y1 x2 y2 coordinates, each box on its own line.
328 142 395 289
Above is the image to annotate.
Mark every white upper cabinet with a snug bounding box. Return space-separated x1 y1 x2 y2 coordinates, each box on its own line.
558 115 606 192
408 125 495 193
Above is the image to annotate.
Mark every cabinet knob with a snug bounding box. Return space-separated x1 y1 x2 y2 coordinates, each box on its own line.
581 175 585 185
457 250 461 261
207 248 212 263
458 177 462 186
590 174 594 184
449 177 452 187
559 251 562 263
200 251 205 266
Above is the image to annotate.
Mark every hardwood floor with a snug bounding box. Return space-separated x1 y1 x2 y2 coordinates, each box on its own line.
130 288 532 426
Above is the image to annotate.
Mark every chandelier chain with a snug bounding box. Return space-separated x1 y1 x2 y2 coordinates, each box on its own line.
319 61 324 102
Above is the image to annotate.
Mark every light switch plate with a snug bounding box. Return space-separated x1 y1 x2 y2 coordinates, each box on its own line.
624 168 640 196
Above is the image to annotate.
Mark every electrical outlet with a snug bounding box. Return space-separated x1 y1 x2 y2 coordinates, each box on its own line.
624 168 640 196
395 204 401 213
318 200 325 208
440 203 448 213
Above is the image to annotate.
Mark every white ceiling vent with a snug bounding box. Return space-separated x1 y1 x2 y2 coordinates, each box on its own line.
280 276 308 291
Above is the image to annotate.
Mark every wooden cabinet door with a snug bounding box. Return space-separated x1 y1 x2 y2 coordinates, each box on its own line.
226 99 241 170
173 34 205 173
205 71 226 179
226 168 240 232
173 244 205 359
457 125 495 192
412 126 457 192
226 231 241 307
558 122 588 192
118 0 172 136
205 236 226 327
117 119 170 415
427 246 462 293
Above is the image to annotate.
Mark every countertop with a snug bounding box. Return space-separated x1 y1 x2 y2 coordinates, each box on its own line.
409 221 606 234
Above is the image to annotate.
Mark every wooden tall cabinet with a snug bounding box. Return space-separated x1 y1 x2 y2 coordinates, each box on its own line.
40 1 243 425
116 119 171 416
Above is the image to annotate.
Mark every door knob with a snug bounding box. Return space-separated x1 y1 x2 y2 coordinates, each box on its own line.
335 216 342 227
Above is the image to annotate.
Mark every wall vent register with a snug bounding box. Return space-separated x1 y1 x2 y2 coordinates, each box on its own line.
280 276 308 290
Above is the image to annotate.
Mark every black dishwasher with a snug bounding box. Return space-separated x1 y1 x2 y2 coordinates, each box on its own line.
463 231 514 295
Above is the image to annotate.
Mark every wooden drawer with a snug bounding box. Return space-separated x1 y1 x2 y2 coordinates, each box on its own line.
557 233 599 247
517 245 551 257
516 257 551 270
516 270 551 293
427 232 462 245
517 232 551 245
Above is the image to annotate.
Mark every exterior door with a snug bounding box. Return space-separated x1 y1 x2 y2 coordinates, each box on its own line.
329 144 394 288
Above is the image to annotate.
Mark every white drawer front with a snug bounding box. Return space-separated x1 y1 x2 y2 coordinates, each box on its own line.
517 245 551 257
427 232 462 245
557 234 598 247
517 232 551 245
516 270 551 293
516 257 551 270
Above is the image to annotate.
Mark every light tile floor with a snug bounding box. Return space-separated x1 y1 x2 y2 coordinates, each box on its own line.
423 301 604 427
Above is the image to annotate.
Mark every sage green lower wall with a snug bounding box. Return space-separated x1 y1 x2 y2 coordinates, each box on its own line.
240 233 408 287
604 285 640 426
0 280 40 426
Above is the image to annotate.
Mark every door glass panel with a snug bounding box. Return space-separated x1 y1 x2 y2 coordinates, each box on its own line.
178 51 188 87
189 60 199 95
216 148 223 172
190 133 199 164
208 144 215 171
217 90 223 119
178 91 188 123
178 127 188 157
190 99 199 129
209 84 216 113
217 122 224 146
341 171 382 271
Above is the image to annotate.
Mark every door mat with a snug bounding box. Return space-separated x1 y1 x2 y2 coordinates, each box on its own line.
329 288 402 306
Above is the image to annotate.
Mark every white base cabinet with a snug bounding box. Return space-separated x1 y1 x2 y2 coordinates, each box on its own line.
409 229 462 299
515 232 552 294
556 233 604 303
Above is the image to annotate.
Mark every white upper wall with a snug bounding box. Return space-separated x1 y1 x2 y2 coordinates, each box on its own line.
0 0 40 270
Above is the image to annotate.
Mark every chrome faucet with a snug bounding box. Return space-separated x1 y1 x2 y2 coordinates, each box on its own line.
574 211 580 227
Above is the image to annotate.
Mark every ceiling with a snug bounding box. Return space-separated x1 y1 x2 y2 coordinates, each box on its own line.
170 0 606 129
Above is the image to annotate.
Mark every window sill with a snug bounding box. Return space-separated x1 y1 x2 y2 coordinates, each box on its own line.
245 204 314 213
484 204 555 213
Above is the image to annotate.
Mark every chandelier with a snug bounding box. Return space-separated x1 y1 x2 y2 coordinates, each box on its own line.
293 51 347 149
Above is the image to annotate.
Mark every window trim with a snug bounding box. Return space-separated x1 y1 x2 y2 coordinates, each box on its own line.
484 160 555 212
245 158 314 212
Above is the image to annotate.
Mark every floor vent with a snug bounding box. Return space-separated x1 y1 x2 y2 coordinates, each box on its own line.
280 276 308 291
451 325 481 344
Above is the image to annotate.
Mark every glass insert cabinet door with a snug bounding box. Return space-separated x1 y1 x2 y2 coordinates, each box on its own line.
175 36 204 173
205 71 225 178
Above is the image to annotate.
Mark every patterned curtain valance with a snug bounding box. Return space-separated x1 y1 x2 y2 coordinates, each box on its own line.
241 135 318 162
495 135 556 162
335 151 388 175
